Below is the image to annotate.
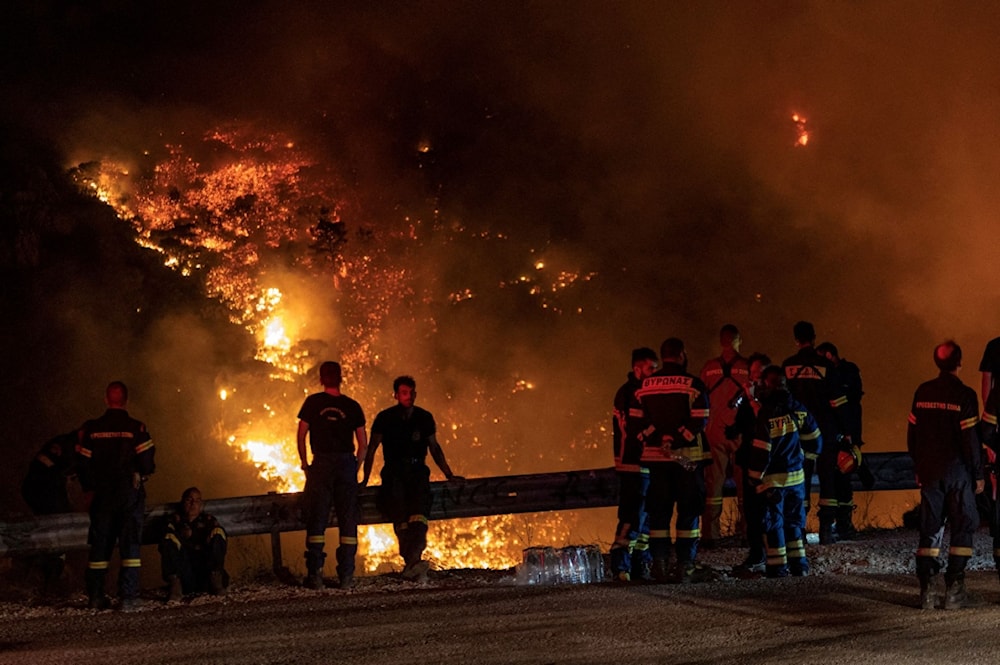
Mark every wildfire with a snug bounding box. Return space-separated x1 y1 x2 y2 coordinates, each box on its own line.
72 122 602 572
792 112 810 147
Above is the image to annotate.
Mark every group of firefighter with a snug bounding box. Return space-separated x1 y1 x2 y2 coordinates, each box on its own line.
611 322 1000 608
21 365 462 610
22 381 227 610
610 321 861 584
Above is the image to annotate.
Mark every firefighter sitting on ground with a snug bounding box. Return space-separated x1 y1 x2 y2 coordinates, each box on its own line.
160 486 229 601
21 430 79 595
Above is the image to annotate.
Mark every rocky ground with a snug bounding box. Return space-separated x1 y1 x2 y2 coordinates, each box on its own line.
1 528 999 664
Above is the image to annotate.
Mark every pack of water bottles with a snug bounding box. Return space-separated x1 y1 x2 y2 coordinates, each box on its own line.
516 545 606 585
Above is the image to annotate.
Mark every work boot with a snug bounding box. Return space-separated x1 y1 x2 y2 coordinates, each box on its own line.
401 560 430 583
944 579 969 610
167 575 183 602
88 594 110 611
733 557 766 577
338 571 355 590
919 577 939 611
818 522 838 545
303 572 325 590
630 559 653 583
119 597 141 612
650 558 671 583
209 570 226 596
836 508 859 540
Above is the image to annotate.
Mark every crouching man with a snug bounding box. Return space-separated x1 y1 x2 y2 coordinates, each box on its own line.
160 487 228 601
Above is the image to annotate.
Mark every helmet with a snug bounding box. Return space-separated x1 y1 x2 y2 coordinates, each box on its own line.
837 444 862 474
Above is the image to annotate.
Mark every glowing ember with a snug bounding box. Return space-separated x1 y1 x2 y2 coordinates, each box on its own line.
792 112 810 147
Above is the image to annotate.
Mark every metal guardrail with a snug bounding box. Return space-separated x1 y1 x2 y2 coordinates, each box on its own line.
0 453 916 559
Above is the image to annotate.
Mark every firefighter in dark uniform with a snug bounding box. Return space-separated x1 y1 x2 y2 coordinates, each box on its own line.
21 430 78 593
730 353 771 575
978 380 1000 582
160 487 228 601
780 321 850 544
699 324 750 548
908 341 983 610
635 338 711 583
817 341 866 539
747 366 823 578
76 381 155 611
297 361 368 590
362 375 463 583
610 347 658 582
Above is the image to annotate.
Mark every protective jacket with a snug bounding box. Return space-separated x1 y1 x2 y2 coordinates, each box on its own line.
781 347 848 438
613 373 646 472
907 372 981 484
747 389 823 491
635 362 710 466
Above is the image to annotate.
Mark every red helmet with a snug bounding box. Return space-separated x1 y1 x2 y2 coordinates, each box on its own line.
837 445 862 474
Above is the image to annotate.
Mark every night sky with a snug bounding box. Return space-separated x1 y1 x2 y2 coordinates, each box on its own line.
3 2 1000 515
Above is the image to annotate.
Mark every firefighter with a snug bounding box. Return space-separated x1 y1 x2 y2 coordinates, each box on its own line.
979 382 1000 581
297 361 368 590
610 347 658 582
699 324 750 548
635 337 711 583
747 365 823 578
76 381 155 611
816 341 866 538
730 352 771 576
978 334 1000 404
362 376 463 583
21 430 78 594
908 341 983 610
780 321 850 544
159 487 228 601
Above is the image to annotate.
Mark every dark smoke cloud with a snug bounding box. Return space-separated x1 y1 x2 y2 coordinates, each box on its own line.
4 1 1000 516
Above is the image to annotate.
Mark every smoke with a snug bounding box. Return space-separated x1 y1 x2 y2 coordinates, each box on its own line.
5 1 1000 520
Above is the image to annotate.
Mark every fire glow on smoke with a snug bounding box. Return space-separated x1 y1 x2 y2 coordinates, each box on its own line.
72 124 604 571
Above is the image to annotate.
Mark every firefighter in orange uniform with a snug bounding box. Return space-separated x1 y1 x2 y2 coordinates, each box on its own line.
699 324 750 548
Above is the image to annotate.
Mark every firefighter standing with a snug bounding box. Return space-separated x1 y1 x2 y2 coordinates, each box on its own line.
817 341 866 538
635 338 711 582
730 352 771 575
747 366 823 578
699 324 750 548
76 381 155 611
610 347 658 582
978 381 1000 581
908 341 983 610
780 321 849 544
362 376 463 582
297 361 368 590
160 487 228 601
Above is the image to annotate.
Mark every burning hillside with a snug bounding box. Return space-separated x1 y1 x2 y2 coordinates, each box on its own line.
70 122 608 571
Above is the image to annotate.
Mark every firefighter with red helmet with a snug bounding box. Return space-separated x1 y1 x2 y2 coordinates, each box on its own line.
76 381 155 611
610 347 658 581
908 341 983 610
635 338 711 582
747 365 822 578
